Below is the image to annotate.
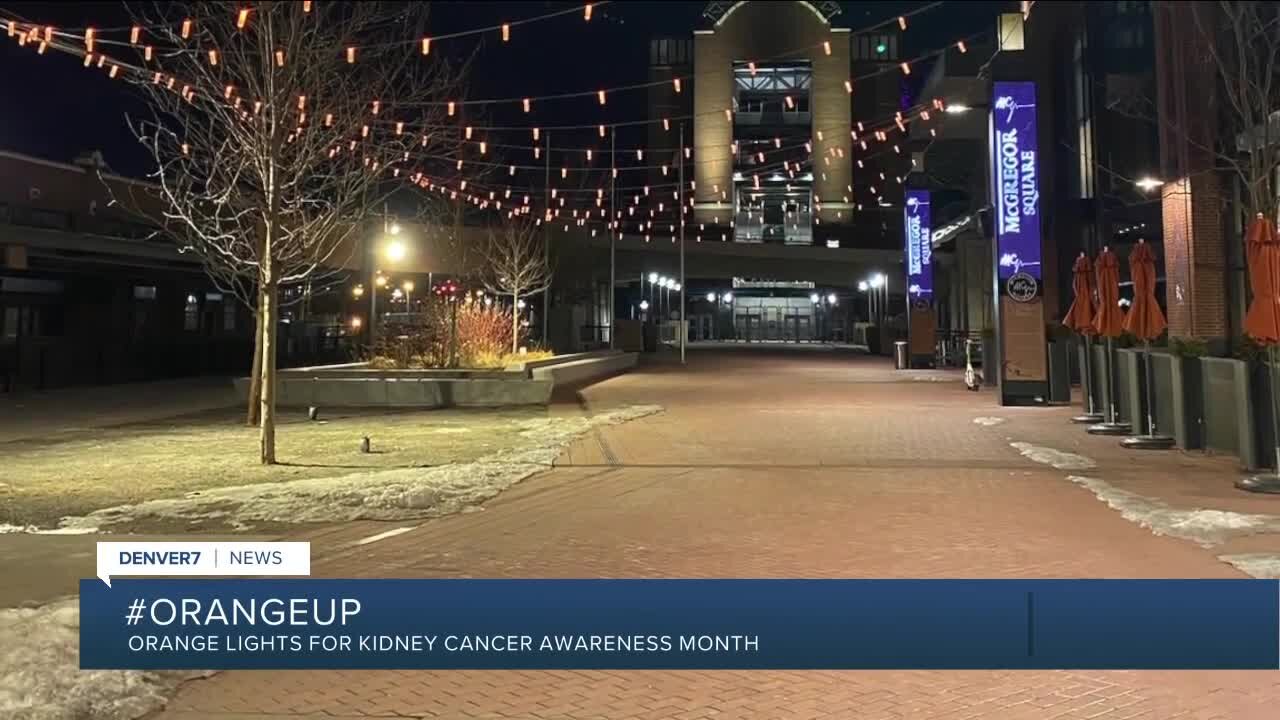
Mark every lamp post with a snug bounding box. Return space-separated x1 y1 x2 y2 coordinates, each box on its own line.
370 214 407 346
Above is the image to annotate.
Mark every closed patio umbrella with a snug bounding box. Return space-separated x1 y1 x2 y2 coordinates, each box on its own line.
1120 239 1173 449
1063 253 1101 423
1237 215 1280 493
1087 247 1131 435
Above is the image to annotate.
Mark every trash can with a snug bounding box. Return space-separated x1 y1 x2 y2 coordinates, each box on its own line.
894 341 909 370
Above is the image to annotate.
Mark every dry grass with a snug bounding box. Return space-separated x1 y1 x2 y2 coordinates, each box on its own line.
0 406 547 528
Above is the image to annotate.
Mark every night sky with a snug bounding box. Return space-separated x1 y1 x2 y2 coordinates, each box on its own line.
0 1 1000 178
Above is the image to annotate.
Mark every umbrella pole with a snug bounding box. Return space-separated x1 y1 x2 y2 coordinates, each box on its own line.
1237 344 1280 493
1072 333 1103 423
1088 336 1131 435
1121 339 1174 449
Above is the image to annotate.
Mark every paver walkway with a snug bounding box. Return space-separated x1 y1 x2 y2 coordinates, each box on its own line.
144 349 1280 719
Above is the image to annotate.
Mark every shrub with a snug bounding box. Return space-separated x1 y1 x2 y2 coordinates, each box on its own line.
1168 337 1209 358
365 299 535 368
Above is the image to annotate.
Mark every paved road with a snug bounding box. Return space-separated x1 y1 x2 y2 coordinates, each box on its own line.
143 350 1279 719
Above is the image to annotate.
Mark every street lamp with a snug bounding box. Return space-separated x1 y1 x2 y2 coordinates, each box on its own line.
375 274 387 288
810 292 821 304
706 292 716 302
944 103 971 115
402 280 415 311
352 284 365 299
1135 176 1165 192
384 239 407 263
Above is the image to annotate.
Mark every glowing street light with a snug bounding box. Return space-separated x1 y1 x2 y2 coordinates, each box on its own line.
388 222 402 236
722 292 733 303
350 316 362 330
810 292 821 304
648 272 659 283
706 292 717 302
384 239 407 262
857 280 869 292
1135 176 1165 192
375 275 387 288
944 104 971 115
352 284 365 298
827 293 838 305
639 299 650 311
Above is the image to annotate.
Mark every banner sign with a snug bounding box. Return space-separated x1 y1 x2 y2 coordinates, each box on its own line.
991 81 1042 282
904 190 933 302
80 579 1280 670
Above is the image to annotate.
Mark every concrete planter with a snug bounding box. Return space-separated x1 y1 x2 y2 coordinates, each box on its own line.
1047 341 1072 405
1249 361 1279 471
1145 351 1203 449
1092 344 1134 424
236 351 638 409
1116 348 1144 432
1199 357 1258 468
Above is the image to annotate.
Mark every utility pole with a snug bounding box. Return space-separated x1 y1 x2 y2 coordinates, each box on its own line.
542 131 551 348
609 128 616 349
678 123 687 365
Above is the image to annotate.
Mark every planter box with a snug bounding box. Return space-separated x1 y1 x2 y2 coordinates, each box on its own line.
1117 348 1144 432
1092 344 1135 425
1145 351 1204 449
1199 357 1257 468
1250 361 1279 471
1047 341 1071 405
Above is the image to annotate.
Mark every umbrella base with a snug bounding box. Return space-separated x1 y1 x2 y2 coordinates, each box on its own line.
1087 422 1131 436
1071 413 1104 424
1235 474 1280 494
1121 434 1175 450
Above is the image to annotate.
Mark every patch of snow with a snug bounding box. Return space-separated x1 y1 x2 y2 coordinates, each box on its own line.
1218 553 1280 579
0 598 200 720
910 375 952 383
1010 442 1096 471
55 405 662 533
0 524 98 536
1067 475 1280 547
973 417 1007 427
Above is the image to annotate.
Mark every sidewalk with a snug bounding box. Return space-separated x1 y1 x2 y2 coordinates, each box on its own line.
152 350 1280 720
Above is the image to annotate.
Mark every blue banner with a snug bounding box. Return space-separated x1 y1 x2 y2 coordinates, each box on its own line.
80 579 1279 670
904 190 933 301
991 81 1042 281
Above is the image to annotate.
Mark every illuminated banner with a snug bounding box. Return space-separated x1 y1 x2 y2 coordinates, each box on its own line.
904 190 933 301
79 579 1280 670
991 81 1042 282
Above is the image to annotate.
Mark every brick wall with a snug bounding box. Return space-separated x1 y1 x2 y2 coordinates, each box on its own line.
1153 3 1228 341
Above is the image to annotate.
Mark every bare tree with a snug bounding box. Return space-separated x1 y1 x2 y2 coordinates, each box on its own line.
121 1 464 463
480 219 553 353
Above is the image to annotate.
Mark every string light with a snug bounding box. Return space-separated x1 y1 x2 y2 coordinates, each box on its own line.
421 37 431 55
275 49 284 66
523 97 530 112
532 127 540 141
465 125 473 139
208 49 218 66
84 27 94 52
957 40 967 53
844 80 852 93
224 84 234 99
144 45 152 60
447 101 455 116
673 78 681 93
585 3 593 21
900 62 911 75
597 89 606 105
823 40 831 55
598 125 605 137
898 16 908 30
236 8 249 30
347 46 356 63
180 19 191 39
303 0 312 12
502 23 510 42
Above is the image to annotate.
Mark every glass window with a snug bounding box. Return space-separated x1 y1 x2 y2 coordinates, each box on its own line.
184 293 200 332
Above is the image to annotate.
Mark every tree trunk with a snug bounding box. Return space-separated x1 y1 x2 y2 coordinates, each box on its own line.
258 279 279 465
512 291 520 354
246 302 263 426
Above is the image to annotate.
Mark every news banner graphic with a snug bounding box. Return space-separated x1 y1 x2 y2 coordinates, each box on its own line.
81 554 1280 670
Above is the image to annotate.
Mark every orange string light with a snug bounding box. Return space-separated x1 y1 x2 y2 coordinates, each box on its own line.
303 1 312 12
275 49 285 66
597 90 606 105
421 37 430 55
181 19 191 39
144 46 153 61
501 23 510 42
522 97 530 112
237 8 249 30
84 27 95 52
346 46 356 63
208 49 218 65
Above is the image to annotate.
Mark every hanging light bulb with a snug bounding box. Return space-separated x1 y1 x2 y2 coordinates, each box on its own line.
844 80 852 94
533 127 540 141
747 61 756 75
421 37 431 55
509 165 516 176
181 19 192 39
598 89 606 105
208 49 218 66
502 23 510 42
480 141 487 155
275 49 285 66
372 100 381 115
144 46 153 61
396 121 405 135
534 146 541 159
237 8 250 30
900 62 911 75
663 118 670 131
586 149 593 161
347 46 356 64
447 101 455 116
823 40 831 55
303 0 312 11
898 16 907 30
673 78 682 93
585 3 593 21
957 40 968 53
225 84 235 99
636 149 643 160
599 125 606 137
464 126 473 139
130 25 141 44
84 27 95 52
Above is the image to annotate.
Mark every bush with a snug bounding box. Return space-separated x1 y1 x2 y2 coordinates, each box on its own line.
365 299 538 369
1168 337 1209 358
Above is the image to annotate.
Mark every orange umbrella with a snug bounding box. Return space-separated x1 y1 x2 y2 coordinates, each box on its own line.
1063 253 1095 334
1243 214 1280 344
1092 248 1125 337
1123 239 1166 340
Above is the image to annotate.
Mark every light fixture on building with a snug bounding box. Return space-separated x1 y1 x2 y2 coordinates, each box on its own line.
1135 177 1165 191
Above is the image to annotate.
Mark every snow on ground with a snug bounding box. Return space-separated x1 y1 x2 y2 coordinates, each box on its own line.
0 598 199 720
1217 553 1280 579
972 417 1007 426
1010 442 1097 471
55 405 662 533
1067 475 1280 548
0 524 98 536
